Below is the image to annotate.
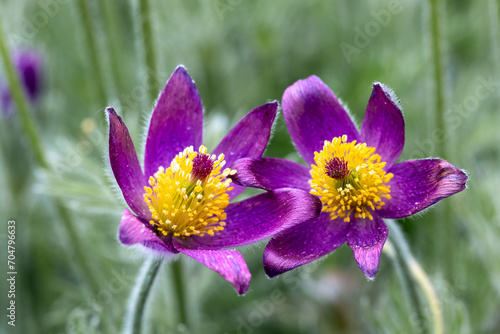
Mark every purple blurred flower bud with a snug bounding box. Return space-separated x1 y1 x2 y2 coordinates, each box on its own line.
1 49 43 115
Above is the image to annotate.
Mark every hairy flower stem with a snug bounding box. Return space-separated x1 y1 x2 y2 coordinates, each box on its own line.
138 0 159 106
386 219 444 334
172 260 189 328
0 24 46 168
75 0 108 107
0 23 102 295
127 259 162 334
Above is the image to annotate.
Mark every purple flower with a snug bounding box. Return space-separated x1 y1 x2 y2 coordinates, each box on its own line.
1 50 43 114
107 66 321 294
230 76 468 279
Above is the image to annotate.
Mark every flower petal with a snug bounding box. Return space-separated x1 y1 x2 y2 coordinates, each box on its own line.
263 213 350 278
181 188 322 249
173 244 251 295
230 157 311 191
361 83 405 168
346 215 388 279
118 209 177 254
144 66 203 178
282 75 359 165
107 107 150 218
213 101 278 200
377 159 468 219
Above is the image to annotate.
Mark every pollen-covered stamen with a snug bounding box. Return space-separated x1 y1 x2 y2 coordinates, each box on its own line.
310 135 393 222
325 157 350 180
143 145 237 238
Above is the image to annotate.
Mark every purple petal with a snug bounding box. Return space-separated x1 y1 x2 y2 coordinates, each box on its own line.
213 102 278 200
230 157 311 191
181 188 322 249
263 213 350 277
173 243 251 295
118 209 177 254
144 66 203 178
346 215 388 279
107 108 150 218
361 83 405 168
377 159 468 219
282 75 359 165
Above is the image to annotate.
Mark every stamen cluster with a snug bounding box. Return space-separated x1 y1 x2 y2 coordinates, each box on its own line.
310 135 393 222
143 145 236 237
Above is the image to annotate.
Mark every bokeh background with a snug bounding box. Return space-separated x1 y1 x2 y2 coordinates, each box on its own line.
0 0 498 333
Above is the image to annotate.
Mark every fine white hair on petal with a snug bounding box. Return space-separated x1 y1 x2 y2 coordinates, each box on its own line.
262 99 281 157
373 81 403 111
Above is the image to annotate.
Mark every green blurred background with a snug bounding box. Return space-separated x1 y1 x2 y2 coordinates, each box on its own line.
0 0 498 333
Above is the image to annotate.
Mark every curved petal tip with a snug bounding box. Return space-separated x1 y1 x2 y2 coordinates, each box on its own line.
347 216 388 279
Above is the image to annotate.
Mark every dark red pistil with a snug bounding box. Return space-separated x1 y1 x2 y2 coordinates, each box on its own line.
192 153 214 181
325 157 350 180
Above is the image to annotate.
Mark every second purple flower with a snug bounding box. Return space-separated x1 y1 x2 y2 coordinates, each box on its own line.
230 75 468 279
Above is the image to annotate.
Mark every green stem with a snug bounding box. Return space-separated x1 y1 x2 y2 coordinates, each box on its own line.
386 219 444 334
0 24 47 168
75 0 108 106
172 260 189 328
489 0 500 76
96 0 126 100
138 0 158 106
127 259 162 334
429 0 454 281
429 0 446 159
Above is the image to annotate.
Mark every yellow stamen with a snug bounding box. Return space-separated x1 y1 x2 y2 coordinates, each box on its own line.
143 145 235 238
310 135 393 222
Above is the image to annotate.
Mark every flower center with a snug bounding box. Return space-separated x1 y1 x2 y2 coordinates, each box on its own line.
310 135 393 222
143 145 236 237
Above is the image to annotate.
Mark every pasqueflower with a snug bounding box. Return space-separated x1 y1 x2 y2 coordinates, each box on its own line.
107 67 321 294
230 75 467 279
1 50 43 114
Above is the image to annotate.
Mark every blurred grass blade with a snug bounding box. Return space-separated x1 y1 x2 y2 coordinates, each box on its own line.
137 0 158 106
75 0 108 106
429 0 447 158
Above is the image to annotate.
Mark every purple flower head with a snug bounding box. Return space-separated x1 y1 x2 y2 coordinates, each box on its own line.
1 50 43 114
230 75 468 279
107 66 321 294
